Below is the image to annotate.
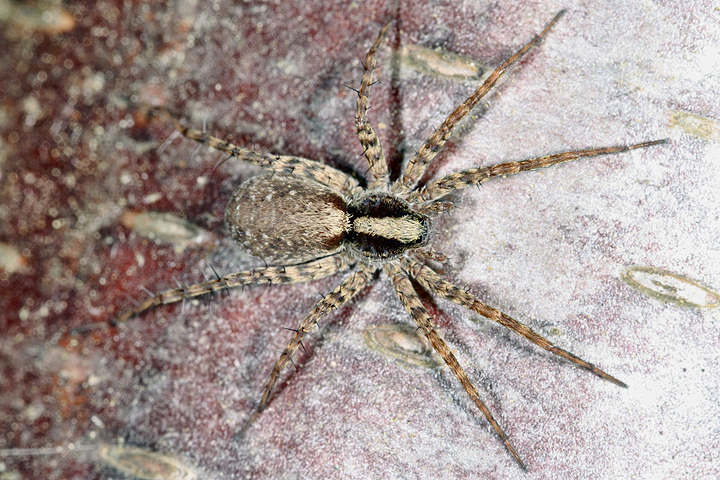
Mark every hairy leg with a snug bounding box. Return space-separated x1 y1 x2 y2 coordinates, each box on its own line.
237 265 373 438
356 22 392 190
393 10 565 195
407 139 667 203
401 257 627 387
146 107 361 196
383 261 526 470
75 255 352 332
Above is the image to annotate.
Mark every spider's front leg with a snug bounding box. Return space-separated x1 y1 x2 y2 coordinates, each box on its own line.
355 22 392 190
383 261 527 470
407 139 667 203
394 10 566 195
236 265 373 439
401 258 627 387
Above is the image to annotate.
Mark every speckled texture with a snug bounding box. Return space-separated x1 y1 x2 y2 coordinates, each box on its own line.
1 0 719 479
224 175 349 263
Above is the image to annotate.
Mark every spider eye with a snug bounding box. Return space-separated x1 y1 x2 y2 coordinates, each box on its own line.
347 193 429 260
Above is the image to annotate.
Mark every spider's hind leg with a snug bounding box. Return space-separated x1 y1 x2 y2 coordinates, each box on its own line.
146 106 282 169
236 265 373 439
401 257 627 387
74 255 352 332
145 106 361 196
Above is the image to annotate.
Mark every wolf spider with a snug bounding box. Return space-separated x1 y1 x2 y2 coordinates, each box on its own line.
107 11 664 469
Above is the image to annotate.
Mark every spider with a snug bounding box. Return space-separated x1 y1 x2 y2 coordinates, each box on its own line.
106 10 665 470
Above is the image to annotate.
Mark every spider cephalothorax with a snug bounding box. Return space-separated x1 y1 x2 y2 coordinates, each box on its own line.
346 192 431 261
103 10 665 469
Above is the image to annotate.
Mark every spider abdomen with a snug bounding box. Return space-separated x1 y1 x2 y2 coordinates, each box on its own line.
224 175 350 264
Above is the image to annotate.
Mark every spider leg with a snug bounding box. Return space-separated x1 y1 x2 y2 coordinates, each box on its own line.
393 10 565 195
407 139 667 203
401 257 627 387
237 265 373 438
356 22 392 190
73 255 352 332
146 107 361 196
383 261 526 470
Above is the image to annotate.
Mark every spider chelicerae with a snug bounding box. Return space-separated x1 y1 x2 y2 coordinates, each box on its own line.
106 11 665 469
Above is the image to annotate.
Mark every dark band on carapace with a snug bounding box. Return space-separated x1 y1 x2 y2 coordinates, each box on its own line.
347 193 429 260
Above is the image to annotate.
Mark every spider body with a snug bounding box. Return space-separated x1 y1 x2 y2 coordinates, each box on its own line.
105 11 666 470
225 174 429 264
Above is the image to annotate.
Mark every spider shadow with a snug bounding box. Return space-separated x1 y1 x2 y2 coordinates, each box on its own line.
296 17 496 190
384 20 494 188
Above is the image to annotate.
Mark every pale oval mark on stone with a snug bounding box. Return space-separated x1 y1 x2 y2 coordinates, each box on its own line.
668 110 720 142
121 211 212 253
0 1 76 35
540 325 564 338
399 44 485 81
98 443 197 480
364 323 442 368
621 266 720 308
